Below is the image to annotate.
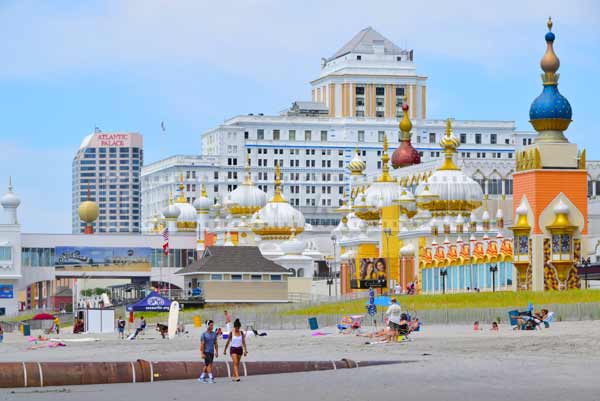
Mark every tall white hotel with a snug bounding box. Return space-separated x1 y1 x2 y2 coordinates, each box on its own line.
141 27 536 232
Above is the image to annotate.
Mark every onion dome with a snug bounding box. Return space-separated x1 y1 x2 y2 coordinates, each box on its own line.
355 135 403 221
173 174 197 232
415 119 483 216
251 162 305 239
392 103 421 168
227 155 267 215
400 243 415 256
348 149 366 175
1 177 21 209
547 198 576 231
193 184 212 213
511 198 531 232
162 193 181 219
529 17 572 139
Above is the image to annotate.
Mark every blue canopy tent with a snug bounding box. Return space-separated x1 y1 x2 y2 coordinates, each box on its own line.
126 291 172 312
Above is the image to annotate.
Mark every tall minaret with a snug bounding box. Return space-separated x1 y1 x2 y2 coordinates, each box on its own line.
512 18 587 291
193 184 211 252
1 177 21 225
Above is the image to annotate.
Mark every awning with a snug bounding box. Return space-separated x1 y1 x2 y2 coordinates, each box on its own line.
126 291 172 312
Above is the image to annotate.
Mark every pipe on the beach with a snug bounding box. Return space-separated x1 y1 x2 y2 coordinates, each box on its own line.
0 359 404 388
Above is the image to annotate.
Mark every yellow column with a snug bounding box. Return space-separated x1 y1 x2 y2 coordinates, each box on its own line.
341 83 348 117
312 89 315 101
385 84 392 118
351 83 356 117
381 204 401 289
317 88 321 102
411 85 417 119
328 84 336 117
371 85 376 118
421 86 427 119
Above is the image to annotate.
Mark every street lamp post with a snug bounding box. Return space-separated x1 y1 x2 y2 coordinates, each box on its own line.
383 227 392 295
489 264 498 292
580 257 591 289
440 268 448 294
331 235 338 298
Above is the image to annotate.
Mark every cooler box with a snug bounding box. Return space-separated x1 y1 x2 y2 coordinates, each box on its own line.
308 317 318 330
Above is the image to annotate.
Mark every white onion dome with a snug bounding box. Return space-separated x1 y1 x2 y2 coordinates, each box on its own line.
400 243 415 256
193 184 212 212
496 207 504 219
356 135 402 221
348 148 366 175
554 199 569 214
280 229 306 255
415 119 483 216
227 156 267 215
173 175 197 232
455 214 465 225
251 162 305 239
0 177 20 209
162 193 181 219
482 209 491 221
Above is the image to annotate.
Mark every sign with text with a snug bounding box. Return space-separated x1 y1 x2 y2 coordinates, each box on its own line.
0 284 14 299
54 247 152 272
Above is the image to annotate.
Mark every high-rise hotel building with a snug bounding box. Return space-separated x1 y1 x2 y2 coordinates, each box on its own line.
72 132 143 233
141 27 536 232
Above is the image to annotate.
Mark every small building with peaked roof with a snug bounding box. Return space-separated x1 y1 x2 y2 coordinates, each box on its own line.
176 246 291 303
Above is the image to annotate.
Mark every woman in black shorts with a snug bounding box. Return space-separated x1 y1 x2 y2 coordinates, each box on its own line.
224 318 248 382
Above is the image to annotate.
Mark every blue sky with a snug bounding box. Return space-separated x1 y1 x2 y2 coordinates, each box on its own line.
0 0 598 233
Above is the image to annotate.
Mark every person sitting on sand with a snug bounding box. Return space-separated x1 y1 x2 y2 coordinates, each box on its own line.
156 323 168 339
410 318 420 332
473 321 481 331
491 322 499 331
358 327 391 339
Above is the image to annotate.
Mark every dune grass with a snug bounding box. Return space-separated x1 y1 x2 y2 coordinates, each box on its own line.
283 290 600 316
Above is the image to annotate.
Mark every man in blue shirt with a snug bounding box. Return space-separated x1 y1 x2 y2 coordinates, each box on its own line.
199 320 218 383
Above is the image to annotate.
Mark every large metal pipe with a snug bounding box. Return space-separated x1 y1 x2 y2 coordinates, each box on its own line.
0 359 408 388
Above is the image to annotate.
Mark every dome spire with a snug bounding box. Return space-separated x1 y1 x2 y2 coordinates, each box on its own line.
243 153 253 185
376 134 394 182
271 161 287 203
529 17 572 141
348 148 366 176
438 118 460 171
176 173 187 203
392 100 421 169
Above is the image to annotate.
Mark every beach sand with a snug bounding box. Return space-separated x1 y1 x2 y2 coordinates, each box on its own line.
1 321 599 400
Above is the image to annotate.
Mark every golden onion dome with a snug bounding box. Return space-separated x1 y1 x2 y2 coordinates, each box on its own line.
79 200 99 223
348 149 366 175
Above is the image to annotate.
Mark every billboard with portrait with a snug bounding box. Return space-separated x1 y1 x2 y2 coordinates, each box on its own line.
54 247 152 272
350 258 387 289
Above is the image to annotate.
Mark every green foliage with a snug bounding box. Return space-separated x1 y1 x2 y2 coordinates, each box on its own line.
80 289 93 297
93 288 107 296
284 290 600 316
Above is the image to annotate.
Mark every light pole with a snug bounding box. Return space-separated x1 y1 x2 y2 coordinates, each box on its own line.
331 234 338 298
580 257 591 289
383 227 392 295
440 268 448 294
489 264 498 292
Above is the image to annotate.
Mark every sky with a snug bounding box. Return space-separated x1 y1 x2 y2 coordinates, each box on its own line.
0 0 599 233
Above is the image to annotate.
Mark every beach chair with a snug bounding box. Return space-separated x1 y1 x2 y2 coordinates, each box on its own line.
337 316 353 333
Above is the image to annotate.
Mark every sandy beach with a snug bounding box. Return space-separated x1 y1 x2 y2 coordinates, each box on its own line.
1 320 599 400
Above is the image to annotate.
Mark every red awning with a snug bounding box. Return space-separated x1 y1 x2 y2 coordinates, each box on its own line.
32 313 56 320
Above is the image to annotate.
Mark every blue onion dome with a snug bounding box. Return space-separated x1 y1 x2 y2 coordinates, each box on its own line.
529 17 572 132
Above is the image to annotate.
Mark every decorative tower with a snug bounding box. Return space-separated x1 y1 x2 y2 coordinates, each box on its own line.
512 18 587 291
78 187 99 234
193 184 211 252
162 193 181 233
1 177 21 225
391 101 421 169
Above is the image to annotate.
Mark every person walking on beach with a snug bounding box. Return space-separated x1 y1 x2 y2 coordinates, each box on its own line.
117 316 126 339
385 298 402 342
130 316 145 340
0 324 3 343
53 316 61 335
199 320 218 384
224 318 248 382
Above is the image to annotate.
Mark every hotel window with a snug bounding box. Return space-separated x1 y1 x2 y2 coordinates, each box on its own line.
320 130 328 141
508 153 513 158
375 87 385 118
257 129 264 140
488 178 501 195
503 179 513 195
460 133 467 144
244 131 249 139
378 131 385 142
395 87 405 117
429 133 436 144
522 138 527 146
355 86 365 117
0 246 11 261
505 138 510 144
358 130 365 142
213 185 218 192
273 130 280 140
490 134 497 144
338 160 344 168
305 130 312 141
475 133 482 144
288 130 296 141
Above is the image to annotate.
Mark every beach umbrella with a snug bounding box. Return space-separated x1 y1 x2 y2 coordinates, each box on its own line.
32 313 55 320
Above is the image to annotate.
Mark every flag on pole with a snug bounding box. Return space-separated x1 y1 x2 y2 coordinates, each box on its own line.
162 227 169 255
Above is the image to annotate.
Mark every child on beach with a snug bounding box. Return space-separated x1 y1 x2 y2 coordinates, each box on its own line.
199 320 218 384
117 316 126 339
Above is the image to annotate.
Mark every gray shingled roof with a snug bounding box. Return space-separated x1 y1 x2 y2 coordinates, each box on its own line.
292 101 329 111
175 246 290 275
328 27 404 61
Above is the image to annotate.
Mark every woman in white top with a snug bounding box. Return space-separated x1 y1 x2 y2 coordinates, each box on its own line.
224 318 248 382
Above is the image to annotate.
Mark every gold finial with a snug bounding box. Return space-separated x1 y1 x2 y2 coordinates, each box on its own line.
438 118 460 171
201 183 207 197
540 17 560 85
243 153 252 184
376 134 394 182
176 174 186 203
399 98 412 141
547 16 553 31
271 161 286 203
